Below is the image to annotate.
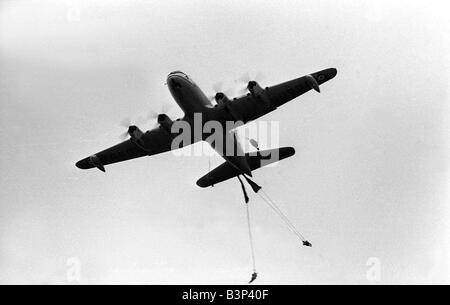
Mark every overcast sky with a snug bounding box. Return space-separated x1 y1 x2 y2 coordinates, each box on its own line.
0 0 449 284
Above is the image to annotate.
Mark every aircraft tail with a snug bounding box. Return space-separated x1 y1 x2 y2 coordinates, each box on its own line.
196 147 295 187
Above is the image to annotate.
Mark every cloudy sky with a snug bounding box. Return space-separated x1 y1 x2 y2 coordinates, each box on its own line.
0 0 449 284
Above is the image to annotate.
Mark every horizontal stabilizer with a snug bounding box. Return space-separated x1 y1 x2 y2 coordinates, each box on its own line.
196 147 295 188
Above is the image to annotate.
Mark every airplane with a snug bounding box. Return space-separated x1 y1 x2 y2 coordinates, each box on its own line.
76 68 338 187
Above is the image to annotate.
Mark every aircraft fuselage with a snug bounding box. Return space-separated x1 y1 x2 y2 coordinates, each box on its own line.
166 71 251 176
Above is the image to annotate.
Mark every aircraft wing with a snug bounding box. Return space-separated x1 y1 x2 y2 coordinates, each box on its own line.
229 68 337 123
76 127 179 171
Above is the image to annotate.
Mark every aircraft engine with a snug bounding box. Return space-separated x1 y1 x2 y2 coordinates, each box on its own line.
247 81 258 91
244 81 271 108
214 92 230 105
127 125 144 139
246 81 264 95
157 114 173 133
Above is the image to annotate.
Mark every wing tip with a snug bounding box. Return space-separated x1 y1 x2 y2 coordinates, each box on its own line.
76 156 105 172
284 146 296 157
75 158 91 169
196 178 210 188
322 67 337 79
329 67 338 78
312 68 337 85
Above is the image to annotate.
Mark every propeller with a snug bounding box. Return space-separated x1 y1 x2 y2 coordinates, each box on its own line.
118 102 174 139
147 102 174 126
236 72 265 95
119 120 137 139
119 117 146 139
237 71 265 84
212 82 223 93
148 102 174 127
208 82 234 102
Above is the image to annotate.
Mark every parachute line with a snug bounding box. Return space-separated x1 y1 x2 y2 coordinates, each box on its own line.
245 200 257 272
258 190 306 241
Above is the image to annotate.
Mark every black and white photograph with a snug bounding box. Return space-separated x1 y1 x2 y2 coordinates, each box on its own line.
0 0 449 290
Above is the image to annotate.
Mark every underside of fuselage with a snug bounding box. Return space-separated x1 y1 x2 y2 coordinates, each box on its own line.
167 71 251 176
167 71 212 115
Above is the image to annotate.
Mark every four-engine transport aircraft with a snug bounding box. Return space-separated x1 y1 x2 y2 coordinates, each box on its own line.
76 68 338 186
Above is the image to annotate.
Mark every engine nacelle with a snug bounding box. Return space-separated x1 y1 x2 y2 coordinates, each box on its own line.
247 81 261 94
246 81 271 108
214 92 244 122
157 114 174 134
128 125 144 140
214 92 230 106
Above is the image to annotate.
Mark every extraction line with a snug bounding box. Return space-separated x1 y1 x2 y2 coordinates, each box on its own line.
242 175 311 247
245 200 257 273
259 190 306 241
237 175 258 284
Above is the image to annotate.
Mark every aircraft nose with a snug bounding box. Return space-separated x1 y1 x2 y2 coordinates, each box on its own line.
167 71 185 79
168 77 182 89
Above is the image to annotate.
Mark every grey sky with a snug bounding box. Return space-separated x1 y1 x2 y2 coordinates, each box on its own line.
0 0 449 284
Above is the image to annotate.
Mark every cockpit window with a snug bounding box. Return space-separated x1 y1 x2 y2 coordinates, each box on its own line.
168 70 194 84
169 71 188 78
